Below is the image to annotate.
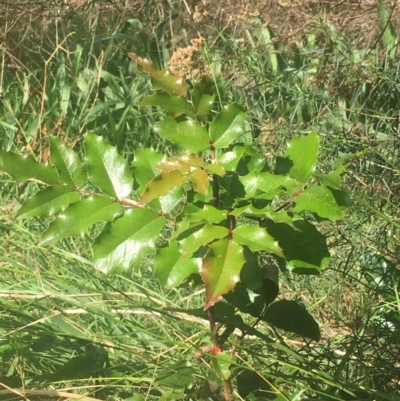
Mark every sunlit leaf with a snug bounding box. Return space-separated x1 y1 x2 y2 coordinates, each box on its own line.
202 238 245 309
240 171 298 198
286 132 319 183
17 186 80 218
263 300 320 341
139 171 186 204
132 148 164 187
180 224 229 258
154 117 210 153
155 241 201 288
189 168 209 196
233 225 283 257
0 150 58 184
85 132 133 199
192 76 215 115
50 137 86 188
141 93 195 117
295 185 346 220
92 208 166 274
128 53 187 96
210 104 246 148
40 196 121 246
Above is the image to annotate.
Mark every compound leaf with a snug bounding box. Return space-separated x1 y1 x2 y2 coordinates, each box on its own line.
85 132 133 199
40 195 121 246
155 241 201 288
233 225 283 257
286 132 319 184
141 93 195 118
139 171 186 204
295 185 346 220
50 137 86 188
0 150 58 184
17 186 80 218
154 117 210 153
202 238 245 309
210 104 246 148
92 208 166 274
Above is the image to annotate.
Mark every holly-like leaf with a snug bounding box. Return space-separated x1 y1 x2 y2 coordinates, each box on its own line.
261 219 329 274
233 225 283 257
132 148 164 187
209 104 246 148
154 117 210 153
172 205 227 240
85 133 133 199
201 238 245 309
0 150 58 184
139 171 186 204
16 186 80 218
50 137 86 188
128 53 187 96
191 76 215 116
159 185 185 214
141 93 195 118
39 196 121 246
240 171 298 198
154 241 201 288
180 224 229 258
92 208 166 274
295 185 346 220
188 168 209 196
218 145 245 172
204 161 225 176
286 132 319 184
263 300 320 341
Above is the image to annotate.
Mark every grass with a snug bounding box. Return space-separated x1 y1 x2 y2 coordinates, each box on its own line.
1 1 400 400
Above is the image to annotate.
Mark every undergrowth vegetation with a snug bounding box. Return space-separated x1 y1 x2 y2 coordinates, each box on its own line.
1 1 400 400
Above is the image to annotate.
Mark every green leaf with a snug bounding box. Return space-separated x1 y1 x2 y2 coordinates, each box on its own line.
141 93 195 118
172 205 227 240
233 225 283 257
202 238 245 309
180 224 229 258
159 185 185 214
128 53 187 96
16 186 80 218
263 300 320 341
155 241 201 288
92 209 166 274
39 196 121 246
139 171 186 204
295 185 346 220
218 145 245 171
155 360 193 388
262 219 329 274
210 353 233 380
209 104 246 148
50 137 87 188
85 132 133 199
240 171 298 198
191 76 215 115
188 168 209 196
132 148 164 187
286 132 319 184
0 150 58 184
154 117 210 153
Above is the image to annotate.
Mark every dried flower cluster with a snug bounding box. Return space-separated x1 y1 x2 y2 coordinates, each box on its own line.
168 38 210 80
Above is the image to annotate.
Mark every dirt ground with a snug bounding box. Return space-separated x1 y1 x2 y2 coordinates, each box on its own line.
0 0 399 53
